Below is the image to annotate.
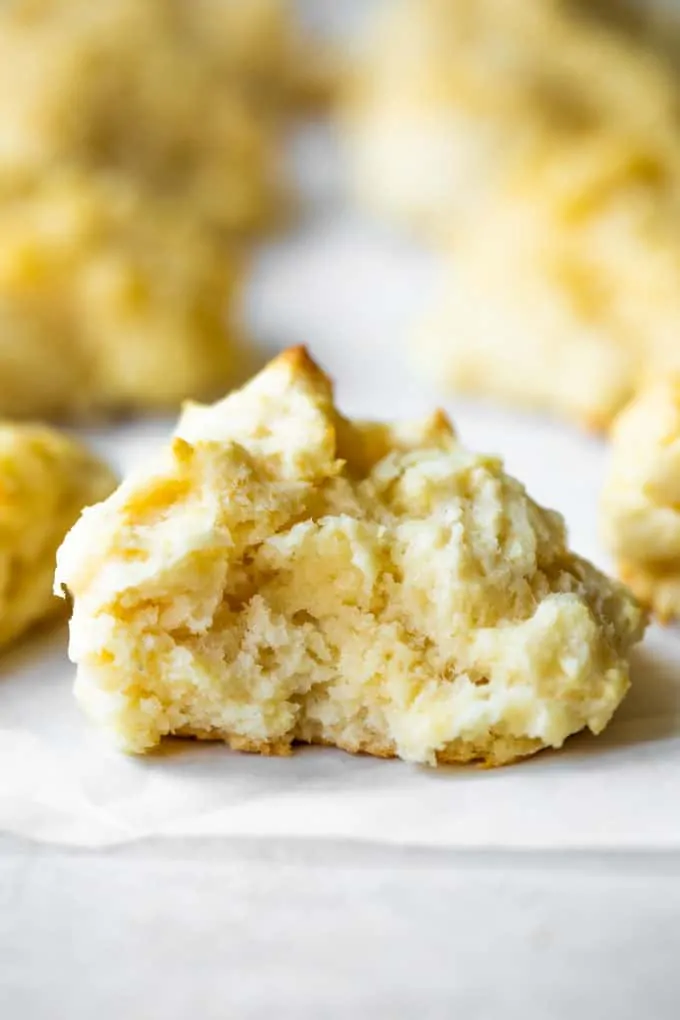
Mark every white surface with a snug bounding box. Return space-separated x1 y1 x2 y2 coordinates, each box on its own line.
2 837 680 1020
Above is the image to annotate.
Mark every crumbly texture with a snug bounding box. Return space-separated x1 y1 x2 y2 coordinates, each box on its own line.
0 0 302 417
601 379 680 620
0 425 115 649
347 0 680 427
56 348 645 767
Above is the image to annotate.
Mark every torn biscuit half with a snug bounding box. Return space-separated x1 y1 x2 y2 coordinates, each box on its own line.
56 347 646 766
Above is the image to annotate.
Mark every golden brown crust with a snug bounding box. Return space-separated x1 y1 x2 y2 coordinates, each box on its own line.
436 733 545 768
272 344 333 388
307 731 545 767
174 729 295 756
227 734 295 757
177 726 547 768
582 408 617 434
425 408 456 440
617 560 676 625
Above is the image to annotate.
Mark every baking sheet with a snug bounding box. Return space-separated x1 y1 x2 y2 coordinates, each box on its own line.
1 120 680 849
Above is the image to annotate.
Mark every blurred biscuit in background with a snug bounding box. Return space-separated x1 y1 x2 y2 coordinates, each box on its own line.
0 422 115 649
0 175 245 417
0 0 305 417
417 161 680 430
0 0 298 232
601 377 680 621
345 0 680 428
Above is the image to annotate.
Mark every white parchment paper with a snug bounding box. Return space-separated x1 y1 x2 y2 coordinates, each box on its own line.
1 118 679 850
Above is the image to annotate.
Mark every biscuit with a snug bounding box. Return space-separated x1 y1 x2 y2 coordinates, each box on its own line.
0 424 115 649
601 379 680 620
346 0 680 427
0 0 302 417
416 171 680 429
345 0 680 237
0 0 296 233
0 177 244 418
56 348 645 766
